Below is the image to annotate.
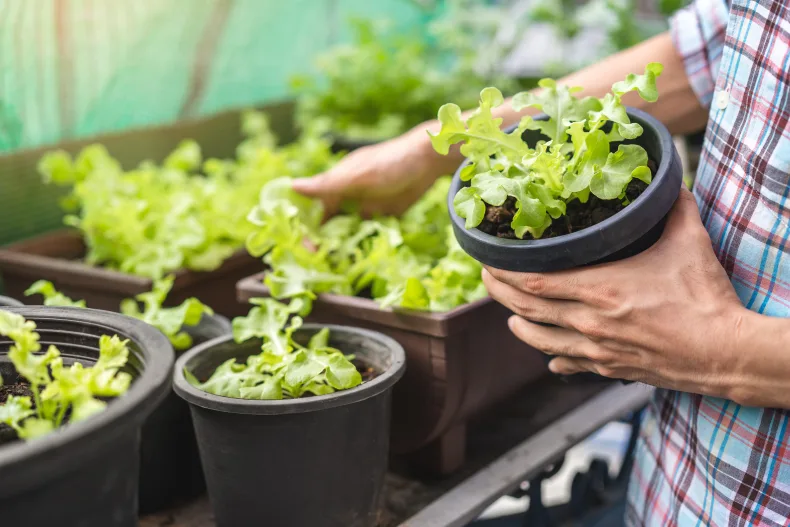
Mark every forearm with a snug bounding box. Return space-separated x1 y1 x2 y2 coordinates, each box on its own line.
412 31 708 175
725 309 790 409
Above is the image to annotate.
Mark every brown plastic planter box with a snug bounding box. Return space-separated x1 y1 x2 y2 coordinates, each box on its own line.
237 272 548 475
0 229 260 316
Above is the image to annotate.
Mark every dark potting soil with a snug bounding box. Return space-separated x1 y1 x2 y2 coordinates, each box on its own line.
354 360 377 383
478 167 653 240
0 382 34 446
0 381 106 446
0 382 33 403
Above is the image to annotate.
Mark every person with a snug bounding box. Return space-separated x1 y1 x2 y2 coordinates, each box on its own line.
292 0 790 524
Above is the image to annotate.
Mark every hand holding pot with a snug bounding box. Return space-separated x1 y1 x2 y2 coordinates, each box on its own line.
291 122 461 217
481 188 787 405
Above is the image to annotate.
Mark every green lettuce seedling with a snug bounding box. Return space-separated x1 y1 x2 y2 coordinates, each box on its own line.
25 278 213 351
119 276 213 351
244 175 486 312
188 298 362 400
291 6 527 141
24 281 86 308
36 111 340 279
430 63 663 239
0 310 131 440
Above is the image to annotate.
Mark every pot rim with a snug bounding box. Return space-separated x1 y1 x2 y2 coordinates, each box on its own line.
0 306 173 482
448 107 675 251
188 312 232 338
173 323 406 415
0 296 23 308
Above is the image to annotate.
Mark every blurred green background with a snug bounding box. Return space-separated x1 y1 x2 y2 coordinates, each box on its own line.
0 0 683 246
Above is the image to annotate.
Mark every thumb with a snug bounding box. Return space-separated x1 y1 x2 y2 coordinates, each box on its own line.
660 185 704 240
669 185 701 222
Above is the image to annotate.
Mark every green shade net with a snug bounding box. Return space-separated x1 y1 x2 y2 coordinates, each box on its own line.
0 0 434 153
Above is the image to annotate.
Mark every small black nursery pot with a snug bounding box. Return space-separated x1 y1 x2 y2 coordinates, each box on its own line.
0 306 173 527
138 312 232 514
449 108 681 383
173 324 406 527
449 108 683 272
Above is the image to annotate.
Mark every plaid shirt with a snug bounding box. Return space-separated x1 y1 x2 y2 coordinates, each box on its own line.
626 0 790 525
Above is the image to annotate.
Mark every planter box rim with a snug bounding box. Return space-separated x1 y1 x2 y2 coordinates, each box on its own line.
0 228 254 296
236 272 494 338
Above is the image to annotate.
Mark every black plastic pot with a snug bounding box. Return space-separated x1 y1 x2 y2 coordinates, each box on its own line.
0 295 22 307
0 306 173 527
449 107 683 272
450 108 681 384
138 313 232 514
173 324 406 527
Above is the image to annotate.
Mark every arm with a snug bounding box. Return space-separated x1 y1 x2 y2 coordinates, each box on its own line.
727 312 790 409
418 31 709 179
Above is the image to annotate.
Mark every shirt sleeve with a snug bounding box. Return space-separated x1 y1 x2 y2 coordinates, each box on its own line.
670 0 730 108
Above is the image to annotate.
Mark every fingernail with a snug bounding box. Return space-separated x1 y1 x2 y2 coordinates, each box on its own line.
507 315 517 330
548 360 560 374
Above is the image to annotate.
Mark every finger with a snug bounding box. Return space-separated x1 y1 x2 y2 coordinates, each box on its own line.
548 356 600 375
483 270 584 327
290 167 360 198
507 316 596 358
483 266 597 303
290 174 344 219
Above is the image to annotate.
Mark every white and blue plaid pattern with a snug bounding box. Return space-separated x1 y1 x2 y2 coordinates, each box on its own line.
626 1 790 525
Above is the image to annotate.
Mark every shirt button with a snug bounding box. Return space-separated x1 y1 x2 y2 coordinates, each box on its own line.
715 89 730 110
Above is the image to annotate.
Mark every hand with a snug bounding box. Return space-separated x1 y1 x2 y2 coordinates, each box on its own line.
291 122 461 217
482 188 750 399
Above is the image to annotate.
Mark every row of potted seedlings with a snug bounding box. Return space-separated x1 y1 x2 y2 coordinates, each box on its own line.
0 109 548 476
0 64 682 526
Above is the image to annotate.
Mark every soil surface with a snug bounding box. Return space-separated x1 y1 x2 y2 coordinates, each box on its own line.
478 165 653 240
355 360 377 383
0 382 33 403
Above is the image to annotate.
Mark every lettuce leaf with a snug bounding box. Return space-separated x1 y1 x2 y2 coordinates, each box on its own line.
24 280 86 308
190 300 362 401
119 276 213 351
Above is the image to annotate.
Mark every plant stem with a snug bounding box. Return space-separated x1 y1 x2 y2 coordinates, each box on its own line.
54 402 68 428
32 384 43 420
